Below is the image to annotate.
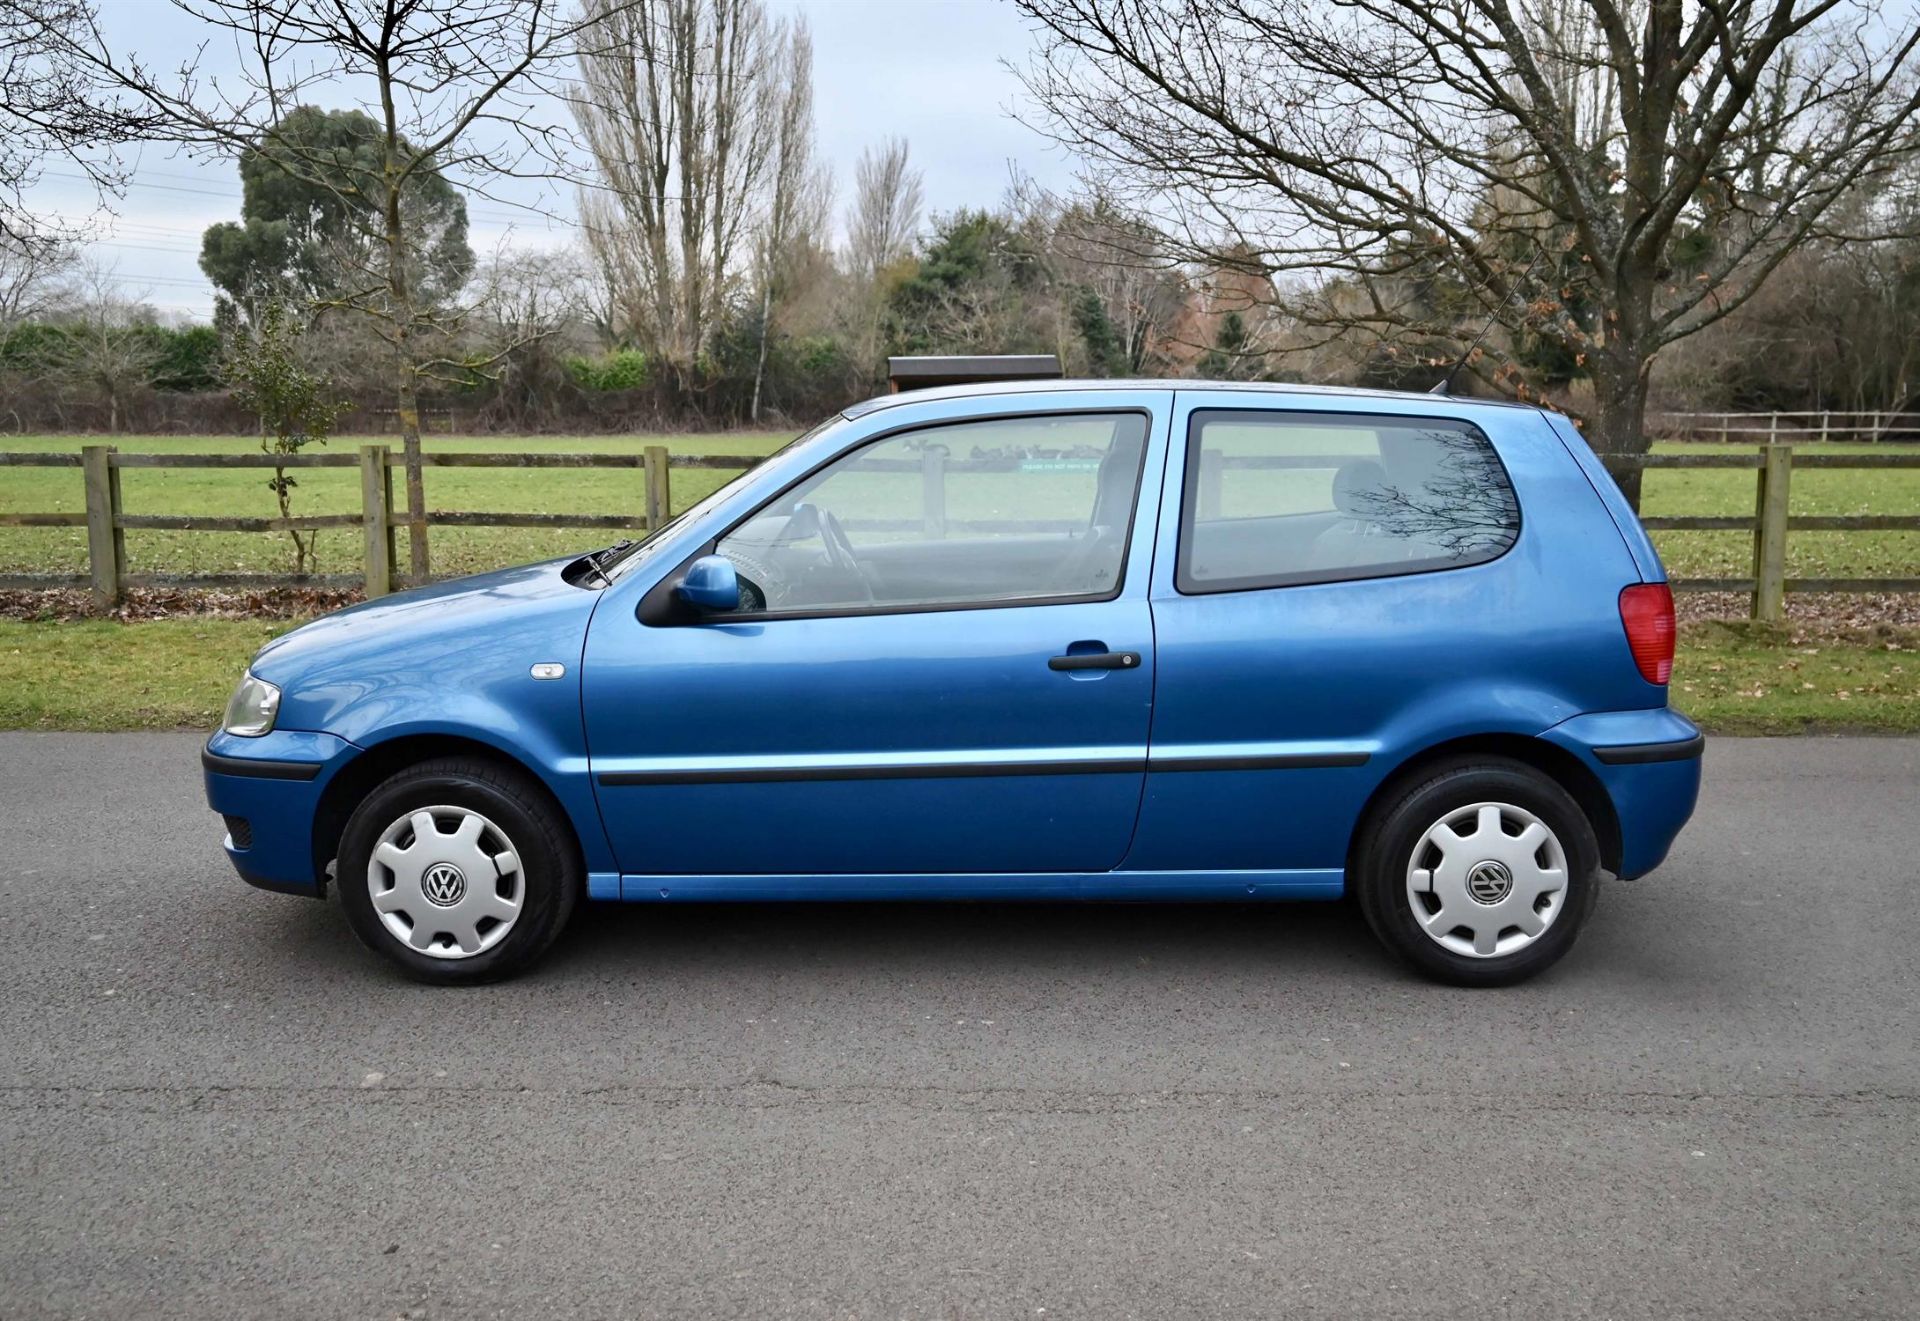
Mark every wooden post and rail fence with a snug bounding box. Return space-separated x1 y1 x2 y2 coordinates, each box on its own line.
1 437 1916 624
1647 410 1920 442
0 443 753 608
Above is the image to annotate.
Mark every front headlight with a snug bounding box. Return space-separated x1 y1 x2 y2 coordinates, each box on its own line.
223 672 281 737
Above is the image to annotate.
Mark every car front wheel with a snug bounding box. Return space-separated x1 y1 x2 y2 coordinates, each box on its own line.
337 757 581 984
1354 758 1601 987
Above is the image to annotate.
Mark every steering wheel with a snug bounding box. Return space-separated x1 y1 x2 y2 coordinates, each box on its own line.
796 502 875 603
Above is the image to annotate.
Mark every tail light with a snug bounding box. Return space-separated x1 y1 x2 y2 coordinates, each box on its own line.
1618 583 1676 685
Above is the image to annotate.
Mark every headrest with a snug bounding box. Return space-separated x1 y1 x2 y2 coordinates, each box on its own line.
1331 458 1389 518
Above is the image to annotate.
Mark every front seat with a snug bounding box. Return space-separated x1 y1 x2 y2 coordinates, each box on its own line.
1050 437 1145 593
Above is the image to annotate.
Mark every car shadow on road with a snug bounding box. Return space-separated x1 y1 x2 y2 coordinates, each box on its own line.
251 876 1694 993
549 896 1402 983
242 888 1405 991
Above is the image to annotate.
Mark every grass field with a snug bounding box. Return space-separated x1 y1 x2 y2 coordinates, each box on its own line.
1 432 1916 583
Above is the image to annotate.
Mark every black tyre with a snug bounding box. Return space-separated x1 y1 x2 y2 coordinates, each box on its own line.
1353 758 1600 987
336 756 582 985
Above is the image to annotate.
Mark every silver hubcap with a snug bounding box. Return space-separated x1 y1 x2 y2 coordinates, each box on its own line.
367 806 524 960
1405 801 1568 959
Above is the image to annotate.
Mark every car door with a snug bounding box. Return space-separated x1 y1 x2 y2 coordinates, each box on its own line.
583 394 1169 883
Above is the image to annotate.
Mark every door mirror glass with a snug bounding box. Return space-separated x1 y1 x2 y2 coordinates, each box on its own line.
675 555 741 612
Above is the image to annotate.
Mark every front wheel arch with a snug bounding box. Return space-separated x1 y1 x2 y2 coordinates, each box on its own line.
1349 733 1622 881
311 733 583 892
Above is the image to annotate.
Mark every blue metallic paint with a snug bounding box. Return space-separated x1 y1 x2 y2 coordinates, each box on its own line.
1126 394 1670 874
585 389 1171 876
201 381 1700 907
1541 410 1667 582
202 728 358 891
1541 707 1703 877
247 556 619 876
675 554 740 611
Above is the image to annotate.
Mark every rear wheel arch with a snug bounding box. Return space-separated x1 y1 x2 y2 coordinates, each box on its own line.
1350 734 1622 878
312 733 583 889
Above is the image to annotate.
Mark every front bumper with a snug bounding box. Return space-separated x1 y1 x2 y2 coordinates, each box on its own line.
201 729 358 896
1541 707 1704 879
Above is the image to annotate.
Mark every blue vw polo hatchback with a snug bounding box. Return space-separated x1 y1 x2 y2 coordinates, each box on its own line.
202 382 1700 986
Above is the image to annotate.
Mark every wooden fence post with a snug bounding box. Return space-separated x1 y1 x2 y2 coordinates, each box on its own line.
384 450 398 576
643 446 670 533
82 444 123 610
1198 447 1224 520
1751 443 1792 623
360 444 391 598
921 446 947 537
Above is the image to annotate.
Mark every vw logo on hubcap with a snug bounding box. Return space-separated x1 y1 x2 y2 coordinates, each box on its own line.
421 862 466 907
1465 860 1513 905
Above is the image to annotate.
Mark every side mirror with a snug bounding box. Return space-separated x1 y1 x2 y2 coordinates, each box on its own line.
674 555 740 612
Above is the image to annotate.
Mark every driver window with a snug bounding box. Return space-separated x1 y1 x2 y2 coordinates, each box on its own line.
715 412 1148 615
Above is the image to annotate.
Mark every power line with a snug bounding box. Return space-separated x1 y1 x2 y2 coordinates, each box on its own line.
35 169 578 231
87 239 204 256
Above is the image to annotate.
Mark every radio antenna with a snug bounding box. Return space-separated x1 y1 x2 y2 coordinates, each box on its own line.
1429 253 1543 395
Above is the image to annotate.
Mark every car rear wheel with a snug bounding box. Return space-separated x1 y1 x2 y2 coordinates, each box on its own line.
1354 758 1600 987
337 757 581 984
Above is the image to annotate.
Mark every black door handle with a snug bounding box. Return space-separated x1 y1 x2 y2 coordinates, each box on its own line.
1049 650 1141 672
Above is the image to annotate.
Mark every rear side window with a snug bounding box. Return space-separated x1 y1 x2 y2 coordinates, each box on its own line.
1177 410 1520 593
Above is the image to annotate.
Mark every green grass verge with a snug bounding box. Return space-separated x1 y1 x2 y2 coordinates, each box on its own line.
1671 621 1919 734
3 615 1913 734
0 617 301 731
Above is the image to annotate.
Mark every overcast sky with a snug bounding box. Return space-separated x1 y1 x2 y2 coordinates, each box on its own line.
22 0 1075 320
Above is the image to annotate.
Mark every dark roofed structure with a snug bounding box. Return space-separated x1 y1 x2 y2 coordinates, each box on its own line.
886 355 1062 393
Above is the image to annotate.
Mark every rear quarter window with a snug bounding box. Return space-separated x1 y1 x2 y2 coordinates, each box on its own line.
1177 410 1521 593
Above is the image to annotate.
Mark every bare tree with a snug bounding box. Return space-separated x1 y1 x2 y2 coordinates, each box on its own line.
1027 182 1191 374
468 244 598 429
844 137 924 367
1015 0 1920 505
847 138 925 284
0 235 78 334
750 16 830 422
59 261 157 434
48 0 638 575
574 0 784 407
0 1 156 253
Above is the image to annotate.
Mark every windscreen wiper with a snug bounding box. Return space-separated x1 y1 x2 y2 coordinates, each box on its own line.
580 538 636 586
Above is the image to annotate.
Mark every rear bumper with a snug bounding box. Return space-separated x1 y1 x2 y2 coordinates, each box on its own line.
201 729 358 897
1541 708 1703 879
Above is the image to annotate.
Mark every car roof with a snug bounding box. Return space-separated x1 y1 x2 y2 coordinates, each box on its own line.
841 377 1547 420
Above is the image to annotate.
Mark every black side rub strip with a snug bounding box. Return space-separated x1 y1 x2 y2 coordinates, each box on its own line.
599 751 1370 786
1153 752 1371 772
1591 734 1706 765
201 745 324 781
600 758 1144 786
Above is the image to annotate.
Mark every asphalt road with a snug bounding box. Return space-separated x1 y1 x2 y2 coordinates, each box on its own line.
1 733 1916 1319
